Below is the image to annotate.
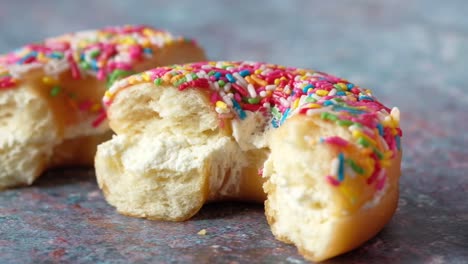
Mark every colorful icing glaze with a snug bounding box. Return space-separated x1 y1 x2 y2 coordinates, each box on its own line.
104 61 402 205
0 25 196 127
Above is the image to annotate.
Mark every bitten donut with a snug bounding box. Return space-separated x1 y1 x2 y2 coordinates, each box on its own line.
95 61 402 261
0 25 205 189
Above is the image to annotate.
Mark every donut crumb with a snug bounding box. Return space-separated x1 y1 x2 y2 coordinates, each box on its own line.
197 229 207 236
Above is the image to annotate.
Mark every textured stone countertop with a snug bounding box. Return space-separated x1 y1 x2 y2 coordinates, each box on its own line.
0 1 467 263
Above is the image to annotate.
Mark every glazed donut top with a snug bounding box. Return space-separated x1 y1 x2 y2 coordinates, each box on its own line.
105 61 402 206
0 25 197 127
0 25 195 88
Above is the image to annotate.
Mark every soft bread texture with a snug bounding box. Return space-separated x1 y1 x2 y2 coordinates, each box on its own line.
0 88 57 188
96 84 263 220
0 26 206 189
95 61 402 262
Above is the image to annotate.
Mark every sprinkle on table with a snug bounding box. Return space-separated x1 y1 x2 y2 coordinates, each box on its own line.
197 229 207 236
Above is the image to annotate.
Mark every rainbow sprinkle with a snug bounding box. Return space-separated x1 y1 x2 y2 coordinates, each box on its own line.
0 65 16 89
0 25 197 127
105 61 402 204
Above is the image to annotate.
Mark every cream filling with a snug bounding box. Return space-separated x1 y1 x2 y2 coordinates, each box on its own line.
231 111 270 151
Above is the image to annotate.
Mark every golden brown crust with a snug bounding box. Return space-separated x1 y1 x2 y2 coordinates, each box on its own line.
313 153 401 261
49 132 113 168
262 115 402 262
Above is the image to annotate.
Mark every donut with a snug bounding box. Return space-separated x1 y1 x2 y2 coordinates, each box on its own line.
0 25 206 189
95 61 402 261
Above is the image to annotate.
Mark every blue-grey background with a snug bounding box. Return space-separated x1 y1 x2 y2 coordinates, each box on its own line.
0 1 467 263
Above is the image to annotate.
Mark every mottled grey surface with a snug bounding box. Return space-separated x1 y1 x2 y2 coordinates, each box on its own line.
0 0 467 263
